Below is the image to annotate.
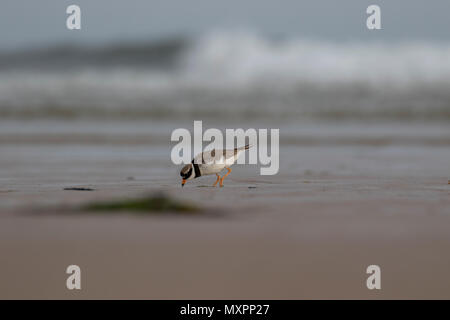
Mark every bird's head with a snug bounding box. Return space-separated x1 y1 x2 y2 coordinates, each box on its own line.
180 164 195 187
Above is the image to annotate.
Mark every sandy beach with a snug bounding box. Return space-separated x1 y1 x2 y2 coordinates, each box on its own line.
1 119 449 299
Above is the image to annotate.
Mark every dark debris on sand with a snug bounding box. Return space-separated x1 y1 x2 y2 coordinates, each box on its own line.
83 193 199 215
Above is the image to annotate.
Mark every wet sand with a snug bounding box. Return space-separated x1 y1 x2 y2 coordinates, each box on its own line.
1 120 450 299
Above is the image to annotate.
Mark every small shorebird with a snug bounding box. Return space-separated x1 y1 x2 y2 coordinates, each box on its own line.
180 145 250 187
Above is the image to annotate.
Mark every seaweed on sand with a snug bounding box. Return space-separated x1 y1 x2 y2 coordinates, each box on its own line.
84 193 198 214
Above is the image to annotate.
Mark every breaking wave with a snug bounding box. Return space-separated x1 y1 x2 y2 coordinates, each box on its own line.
1 31 450 120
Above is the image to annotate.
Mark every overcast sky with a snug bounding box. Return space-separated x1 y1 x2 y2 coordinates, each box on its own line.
1 0 449 50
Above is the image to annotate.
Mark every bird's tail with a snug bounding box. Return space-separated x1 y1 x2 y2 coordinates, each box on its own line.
239 144 252 151
233 144 252 155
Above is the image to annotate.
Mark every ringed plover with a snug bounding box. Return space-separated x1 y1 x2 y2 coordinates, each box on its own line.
180 144 250 187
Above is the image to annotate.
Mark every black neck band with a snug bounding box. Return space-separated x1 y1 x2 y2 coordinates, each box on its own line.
192 162 201 178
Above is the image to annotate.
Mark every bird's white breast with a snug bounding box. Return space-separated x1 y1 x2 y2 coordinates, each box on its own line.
200 163 227 175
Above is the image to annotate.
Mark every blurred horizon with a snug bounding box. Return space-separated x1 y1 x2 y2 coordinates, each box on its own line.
1 0 450 52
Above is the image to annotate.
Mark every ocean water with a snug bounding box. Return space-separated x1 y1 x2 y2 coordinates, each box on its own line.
0 31 449 122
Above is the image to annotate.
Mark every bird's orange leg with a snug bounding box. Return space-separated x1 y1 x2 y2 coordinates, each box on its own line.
212 173 220 187
219 168 232 187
